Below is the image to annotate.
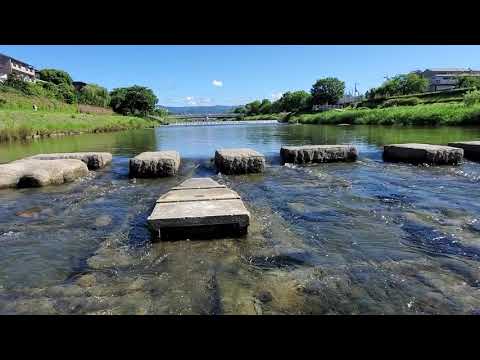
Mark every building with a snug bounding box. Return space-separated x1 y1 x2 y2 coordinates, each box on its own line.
0 53 37 82
416 68 480 92
73 81 87 91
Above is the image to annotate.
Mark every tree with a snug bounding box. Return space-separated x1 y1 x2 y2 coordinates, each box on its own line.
311 77 345 105
244 100 262 115
277 91 311 112
109 86 158 116
368 73 428 98
457 76 480 89
38 69 73 86
233 106 246 114
77 84 110 107
259 99 272 114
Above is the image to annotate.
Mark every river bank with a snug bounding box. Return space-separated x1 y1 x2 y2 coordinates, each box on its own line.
285 103 480 126
0 110 165 142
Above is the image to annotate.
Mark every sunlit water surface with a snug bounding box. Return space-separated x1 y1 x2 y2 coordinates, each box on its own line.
1 123 480 314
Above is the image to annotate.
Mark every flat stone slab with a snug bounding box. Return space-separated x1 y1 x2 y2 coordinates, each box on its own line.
280 145 358 164
27 152 112 170
383 143 463 165
157 187 240 203
129 151 180 178
0 159 89 189
214 148 265 174
148 177 250 240
172 177 226 190
447 141 480 161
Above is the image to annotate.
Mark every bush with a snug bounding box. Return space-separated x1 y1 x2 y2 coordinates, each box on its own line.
381 97 420 108
77 84 110 107
464 90 480 106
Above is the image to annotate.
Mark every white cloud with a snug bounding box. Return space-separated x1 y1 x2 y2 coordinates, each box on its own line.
212 80 223 87
270 92 283 101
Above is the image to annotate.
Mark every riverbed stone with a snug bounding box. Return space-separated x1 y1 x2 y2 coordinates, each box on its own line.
214 148 265 174
383 143 463 165
280 145 358 164
129 151 180 177
0 159 89 189
27 152 112 170
447 141 480 161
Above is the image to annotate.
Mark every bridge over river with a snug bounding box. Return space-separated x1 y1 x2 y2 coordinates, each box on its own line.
164 119 279 127
157 113 279 126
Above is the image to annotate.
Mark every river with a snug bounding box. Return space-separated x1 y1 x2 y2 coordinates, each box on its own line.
1 123 480 314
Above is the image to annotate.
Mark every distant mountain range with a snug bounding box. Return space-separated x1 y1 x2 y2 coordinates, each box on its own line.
160 105 238 115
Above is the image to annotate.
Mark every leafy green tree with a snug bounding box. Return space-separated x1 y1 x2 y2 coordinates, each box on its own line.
311 77 345 105
277 91 312 112
259 99 272 114
245 100 262 115
38 69 73 86
77 84 110 107
233 106 246 114
109 86 158 116
368 73 428 98
56 83 76 104
457 76 480 89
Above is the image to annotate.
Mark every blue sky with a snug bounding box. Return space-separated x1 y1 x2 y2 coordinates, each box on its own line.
1 45 480 106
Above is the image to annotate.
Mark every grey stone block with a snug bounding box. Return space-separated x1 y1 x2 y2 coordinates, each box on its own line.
280 145 358 164
28 152 112 170
214 148 265 175
447 141 480 161
0 159 89 189
129 151 180 177
383 143 463 165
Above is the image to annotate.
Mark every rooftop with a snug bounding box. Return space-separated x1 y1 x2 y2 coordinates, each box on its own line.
0 53 36 69
425 68 478 72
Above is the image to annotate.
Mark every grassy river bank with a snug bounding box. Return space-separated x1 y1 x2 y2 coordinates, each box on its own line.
282 103 480 126
0 111 164 142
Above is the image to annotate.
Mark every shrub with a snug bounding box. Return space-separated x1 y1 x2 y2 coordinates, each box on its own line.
381 97 420 108
464 90 480 106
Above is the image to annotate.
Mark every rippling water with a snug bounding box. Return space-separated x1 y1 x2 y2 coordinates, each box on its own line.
1 123 480 314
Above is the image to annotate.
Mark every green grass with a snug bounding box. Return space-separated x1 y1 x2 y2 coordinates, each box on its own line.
0 110 163 142
0 88 78 113
288 103 480 126
242 113 286 121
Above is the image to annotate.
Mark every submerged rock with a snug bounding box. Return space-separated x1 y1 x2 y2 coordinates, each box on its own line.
95 215 112 227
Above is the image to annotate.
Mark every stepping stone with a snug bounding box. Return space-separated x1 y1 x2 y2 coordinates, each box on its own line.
147 177 250 240
383 143 463 165
27 152 112 170
448 141 480 161
129 151 180 177
280 145 358 164
0 159 89 189
214 148 265 175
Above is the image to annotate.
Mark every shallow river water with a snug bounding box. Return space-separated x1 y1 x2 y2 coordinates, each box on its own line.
1 123 480 314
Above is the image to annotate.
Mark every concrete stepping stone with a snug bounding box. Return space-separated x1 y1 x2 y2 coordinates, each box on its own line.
147 177 250 240
0 159 89 189
448 141 480 161
27 152 112 170
129 151 180 178
383 143 463 165
214 148 265 175
280 145 358 164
